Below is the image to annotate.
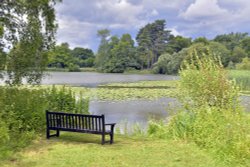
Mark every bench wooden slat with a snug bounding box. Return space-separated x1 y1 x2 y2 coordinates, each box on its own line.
46 111 115 144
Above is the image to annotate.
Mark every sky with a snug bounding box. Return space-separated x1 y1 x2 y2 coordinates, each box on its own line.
55 0 250 52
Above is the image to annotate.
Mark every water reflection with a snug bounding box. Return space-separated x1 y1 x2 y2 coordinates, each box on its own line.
89 96 250 133
41 72 178 87
89 98 180 133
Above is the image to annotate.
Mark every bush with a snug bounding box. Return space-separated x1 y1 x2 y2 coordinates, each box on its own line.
0 86 89 160
236 57 250 70
148 54 250 165
68 63 80 72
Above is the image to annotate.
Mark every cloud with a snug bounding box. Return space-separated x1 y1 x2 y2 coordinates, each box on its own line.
180 0 229 20
151 9 159 16
168 27 182 36
54 0 250 51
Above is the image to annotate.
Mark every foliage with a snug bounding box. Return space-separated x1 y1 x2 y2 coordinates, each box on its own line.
149 55 250 165
0 86 89 159
228 70 250 91
1 0 61 84
68 63 81 72
47 43 72 68
71 47 95 67
153 52 184 74
105 34 137 73
95 31 139 73
136 20 171 68
6 41 48 85
95 29 111 69
240 37 250 56
193 37 209 44
153 42 231 75
165 35 192 54
46 86 89 114
47 43 94 71
214 32 248 51
236 57 250 70
231 46 247 64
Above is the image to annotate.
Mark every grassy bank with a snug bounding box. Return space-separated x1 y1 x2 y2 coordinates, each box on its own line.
2 133 227 167
228 70 250 91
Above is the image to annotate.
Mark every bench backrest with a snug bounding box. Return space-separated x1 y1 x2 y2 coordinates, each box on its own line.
46 111 105 132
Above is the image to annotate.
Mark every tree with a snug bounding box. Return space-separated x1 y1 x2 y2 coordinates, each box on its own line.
105 34 136 73
236 57 250 70
165 35 192 54
47 43 73 68
193 37 209 44
95 29 111 70
71 47 95 67
214 32 248 51
136 20 171 69
240 37 250 57
1 0 61 84
231 46 247 64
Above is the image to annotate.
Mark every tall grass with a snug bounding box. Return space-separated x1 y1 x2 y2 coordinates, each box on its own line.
0 86 89 160
228 70 250 91
148 54 250 166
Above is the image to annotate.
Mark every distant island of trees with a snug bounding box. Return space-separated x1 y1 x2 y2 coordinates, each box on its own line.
46 20 250 73
2 19 250 77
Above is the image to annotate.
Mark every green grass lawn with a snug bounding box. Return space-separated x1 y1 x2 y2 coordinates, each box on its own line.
2 133 227 167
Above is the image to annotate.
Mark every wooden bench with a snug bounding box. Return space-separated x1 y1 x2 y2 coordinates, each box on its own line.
46 110 116 144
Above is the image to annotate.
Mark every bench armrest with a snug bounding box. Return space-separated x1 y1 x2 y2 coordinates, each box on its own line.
105 123 116 126
105 123 116 132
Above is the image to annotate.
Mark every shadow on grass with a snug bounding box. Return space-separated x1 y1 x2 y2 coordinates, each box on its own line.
47 131 118 145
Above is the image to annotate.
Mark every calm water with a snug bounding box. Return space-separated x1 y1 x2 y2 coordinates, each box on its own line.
89 98 180 133
2 72 250 132
41 72 178 87
42 72 180 132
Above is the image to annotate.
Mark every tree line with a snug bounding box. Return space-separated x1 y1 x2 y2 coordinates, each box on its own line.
95 20 250 74
2 12 250 84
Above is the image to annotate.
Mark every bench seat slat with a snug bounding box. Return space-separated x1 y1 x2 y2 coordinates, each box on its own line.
46 111 115 144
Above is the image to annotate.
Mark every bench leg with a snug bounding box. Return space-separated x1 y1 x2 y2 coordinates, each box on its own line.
56 130 60 137
110 133 114 144
46 129 50 139
101 134 105 145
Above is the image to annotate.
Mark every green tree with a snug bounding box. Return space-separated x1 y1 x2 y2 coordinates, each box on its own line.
71 47 95 67
165 35 192 54
95 29 111 70
231 46 247 63
47 43 73 68
236 57 250 70
136 20 171 69
214 32 248 51
193 37 209 44
1 0 61 84
105 34 136 73
240 37 250 57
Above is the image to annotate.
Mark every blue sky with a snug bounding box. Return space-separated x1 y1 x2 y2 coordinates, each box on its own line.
55 0 250 52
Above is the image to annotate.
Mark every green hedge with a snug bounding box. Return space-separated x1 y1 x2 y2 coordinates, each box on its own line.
0 86 89 160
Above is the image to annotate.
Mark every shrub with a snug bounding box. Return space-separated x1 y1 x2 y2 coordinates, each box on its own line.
68 63 80 72
0 86 89 160
236 57 250 70
148 53 250 165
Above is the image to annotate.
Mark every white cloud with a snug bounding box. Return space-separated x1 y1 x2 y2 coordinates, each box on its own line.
141 0 188 10
181 0 229 20
151 9 159 16
168 27 182 36
94 0 144 28
54 0 250 51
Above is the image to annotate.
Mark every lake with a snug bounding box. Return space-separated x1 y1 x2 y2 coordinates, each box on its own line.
2 72 250 133
41 72 178 87
41 72 250 133
41 72 181 132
